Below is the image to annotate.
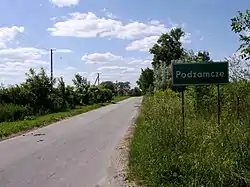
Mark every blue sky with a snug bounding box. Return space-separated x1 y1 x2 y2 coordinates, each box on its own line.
0 0 248 86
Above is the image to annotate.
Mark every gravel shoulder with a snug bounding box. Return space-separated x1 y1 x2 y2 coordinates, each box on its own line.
100 97 142 187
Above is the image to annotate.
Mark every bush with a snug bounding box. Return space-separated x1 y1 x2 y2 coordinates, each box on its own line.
0 104 30 122
129 83 250 186
129 87 142 96
0 68 122 123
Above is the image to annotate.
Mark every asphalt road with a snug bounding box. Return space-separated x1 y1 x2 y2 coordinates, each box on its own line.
0 97 141 187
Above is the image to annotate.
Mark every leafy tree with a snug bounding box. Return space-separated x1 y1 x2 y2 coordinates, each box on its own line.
231 9 250 60
150 28 185 68
195 51 211 62
136 68 154 94
72 73 88 89
187 52 213 113
100 81 116 94
0 68 117 122
117 81 131 96
129 87 142 96
226 53 250 81
149 28 187 90
72 73 90 104
22 68 53 114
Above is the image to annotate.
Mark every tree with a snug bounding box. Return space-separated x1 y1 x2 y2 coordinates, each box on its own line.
195 51 211 62
72 73 88 89
137 68 154 94
22 68 53 113
100 81 116 94
72 73 90 104
129 87 142 96
117 81 131 96
150 28 185 68
149 28 187 90
189 52 213 113
231 9 250 60
226 53 250 82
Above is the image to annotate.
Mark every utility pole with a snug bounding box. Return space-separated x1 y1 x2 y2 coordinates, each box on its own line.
116 80 118 96
94 73 100 86
50 49 56 88
97 73 100 85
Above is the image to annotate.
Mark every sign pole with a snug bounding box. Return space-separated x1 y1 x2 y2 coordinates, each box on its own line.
181 88 185 136
172 62 229 133
217 84 221 128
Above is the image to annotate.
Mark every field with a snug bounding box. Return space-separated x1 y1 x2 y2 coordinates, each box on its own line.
128 82 250 186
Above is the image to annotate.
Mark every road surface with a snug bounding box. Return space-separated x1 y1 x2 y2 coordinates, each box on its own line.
0 97 141 187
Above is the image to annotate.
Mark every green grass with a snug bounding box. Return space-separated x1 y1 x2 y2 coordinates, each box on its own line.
112 95 131 103
128 90 250 186
0 96 130 140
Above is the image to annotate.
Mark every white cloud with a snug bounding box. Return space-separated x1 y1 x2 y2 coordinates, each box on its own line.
0 47 47 60
55 49 73 53
48 12 170 39
49 0 79 7
82 52 125 64
126 36 159 52
98 66 135 73
80 52 152 86
126 32 191 52
0 26 24 48
82 52 152 66
180 32 191 44
0 47 49 85
96 65 142 87
101 21 168 39
128 58 152 65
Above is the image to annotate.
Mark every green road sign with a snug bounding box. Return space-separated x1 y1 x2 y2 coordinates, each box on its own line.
172 62 229 86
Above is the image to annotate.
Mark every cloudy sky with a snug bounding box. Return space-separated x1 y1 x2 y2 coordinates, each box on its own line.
0 0 248 86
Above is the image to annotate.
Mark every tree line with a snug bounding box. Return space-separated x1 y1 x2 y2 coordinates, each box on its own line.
137 9 250 102
0 68 141 123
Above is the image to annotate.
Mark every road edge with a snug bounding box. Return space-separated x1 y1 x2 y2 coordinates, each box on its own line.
0 97 131 142
98 98 142 187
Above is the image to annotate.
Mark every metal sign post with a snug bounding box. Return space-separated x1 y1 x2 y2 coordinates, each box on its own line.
172 62 229 132
217 84 221 128
181 88 185 136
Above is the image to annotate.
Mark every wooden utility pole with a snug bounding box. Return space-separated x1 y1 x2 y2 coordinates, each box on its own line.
94 73 100 85
50 49 56 88
97 73 100 85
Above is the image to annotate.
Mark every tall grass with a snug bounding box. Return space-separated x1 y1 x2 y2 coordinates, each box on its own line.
129 82 250 186
0 104 31 122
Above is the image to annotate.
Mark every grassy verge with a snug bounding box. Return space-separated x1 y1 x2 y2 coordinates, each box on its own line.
128 90 250 186
0 96 130 140
112 96 131 103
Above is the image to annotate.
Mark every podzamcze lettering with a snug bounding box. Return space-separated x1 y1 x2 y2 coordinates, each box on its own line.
172 62 228 85
175 71 225 79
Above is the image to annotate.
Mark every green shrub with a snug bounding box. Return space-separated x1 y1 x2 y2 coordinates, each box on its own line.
0 104 30 122
129 84 250 186
0 68 128 122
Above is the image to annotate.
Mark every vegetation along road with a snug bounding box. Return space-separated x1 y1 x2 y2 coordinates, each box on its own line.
0 97 141 187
